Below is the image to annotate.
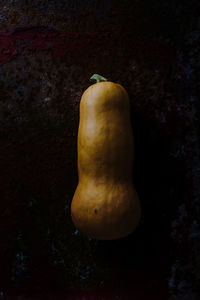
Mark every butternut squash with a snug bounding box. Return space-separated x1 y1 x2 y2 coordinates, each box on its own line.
71 74 141 240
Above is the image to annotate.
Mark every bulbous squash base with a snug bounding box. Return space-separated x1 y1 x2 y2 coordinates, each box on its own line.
71 182 141 240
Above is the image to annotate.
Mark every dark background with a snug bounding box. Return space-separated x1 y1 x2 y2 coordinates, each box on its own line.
0 1 200 299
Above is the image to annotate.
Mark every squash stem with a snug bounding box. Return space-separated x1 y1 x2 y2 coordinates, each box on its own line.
90 74 108 83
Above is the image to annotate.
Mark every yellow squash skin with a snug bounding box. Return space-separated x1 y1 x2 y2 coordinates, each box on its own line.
71 80 141 240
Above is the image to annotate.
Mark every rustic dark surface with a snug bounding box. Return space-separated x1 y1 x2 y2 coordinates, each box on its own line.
0 1 200 299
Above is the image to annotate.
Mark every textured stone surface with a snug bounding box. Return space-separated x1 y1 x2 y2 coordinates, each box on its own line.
0 1 199 299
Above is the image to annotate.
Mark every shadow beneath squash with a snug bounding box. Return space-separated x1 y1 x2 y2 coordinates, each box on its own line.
93 110 186 292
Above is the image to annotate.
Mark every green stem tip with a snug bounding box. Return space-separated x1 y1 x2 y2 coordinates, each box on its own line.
90 74 108 83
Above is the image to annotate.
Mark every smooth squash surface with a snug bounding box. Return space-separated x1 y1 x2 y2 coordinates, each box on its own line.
71 77 141 240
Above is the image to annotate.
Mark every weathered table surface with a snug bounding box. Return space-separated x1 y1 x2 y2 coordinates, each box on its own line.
0 1 199 299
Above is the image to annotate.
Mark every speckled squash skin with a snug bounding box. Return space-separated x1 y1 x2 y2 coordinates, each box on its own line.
71 80 141 240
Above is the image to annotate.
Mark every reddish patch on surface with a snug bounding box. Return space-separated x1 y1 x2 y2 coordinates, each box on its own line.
0 33 18 63
0 27 176 65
